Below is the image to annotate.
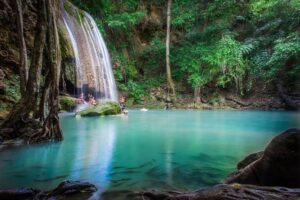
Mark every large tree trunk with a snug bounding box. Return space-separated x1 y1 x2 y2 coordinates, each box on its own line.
0 0 62 143
14 0 28 96
39 0 63 141
166 0 175 97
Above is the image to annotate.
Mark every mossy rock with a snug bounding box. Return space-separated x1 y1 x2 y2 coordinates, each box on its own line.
77 102 121 117
59 96 77 111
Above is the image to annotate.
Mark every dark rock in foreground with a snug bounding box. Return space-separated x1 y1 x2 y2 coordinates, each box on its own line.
138 184 300 200
226 128 300 187
133 128 300 200
236 151 264 170
0 180 97 200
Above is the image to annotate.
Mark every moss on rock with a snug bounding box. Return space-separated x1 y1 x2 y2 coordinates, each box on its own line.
59 96 77 112
77 102 121 116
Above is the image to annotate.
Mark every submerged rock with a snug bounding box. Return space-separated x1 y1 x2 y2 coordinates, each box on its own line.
0 180 97 200
77 102 121 116
226 128 300 188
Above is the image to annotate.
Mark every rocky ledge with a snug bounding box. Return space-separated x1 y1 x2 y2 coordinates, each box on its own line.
139 184 300 200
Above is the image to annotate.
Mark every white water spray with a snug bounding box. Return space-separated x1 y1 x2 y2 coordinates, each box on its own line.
61 1 118 102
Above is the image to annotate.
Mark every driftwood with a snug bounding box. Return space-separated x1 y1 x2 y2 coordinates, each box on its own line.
0 180 97 200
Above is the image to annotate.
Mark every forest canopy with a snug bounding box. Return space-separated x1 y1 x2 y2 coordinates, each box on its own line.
68 0 300 107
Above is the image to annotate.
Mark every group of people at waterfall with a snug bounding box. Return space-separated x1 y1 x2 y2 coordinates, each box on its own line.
77 93 97 106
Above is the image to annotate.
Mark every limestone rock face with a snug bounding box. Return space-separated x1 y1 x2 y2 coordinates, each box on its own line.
226 128 300 188
77 102 121 116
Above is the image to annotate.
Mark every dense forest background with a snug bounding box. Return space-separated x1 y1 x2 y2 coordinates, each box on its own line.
70 0 300 109
0 0 299 115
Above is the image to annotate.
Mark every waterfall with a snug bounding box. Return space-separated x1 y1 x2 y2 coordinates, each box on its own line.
61 1 118 102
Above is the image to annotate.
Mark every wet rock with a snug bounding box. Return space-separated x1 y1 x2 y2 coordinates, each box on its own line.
237 151 264 170
0 188 39 200
226 128 300 188
0 180 97 200
77 102 121 116
138 184 300 200
47 180 97 196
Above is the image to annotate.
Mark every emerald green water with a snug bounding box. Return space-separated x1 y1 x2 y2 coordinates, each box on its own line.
0 110 299 196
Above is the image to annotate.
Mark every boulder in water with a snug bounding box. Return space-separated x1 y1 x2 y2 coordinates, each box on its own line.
225 128 300 188
77 102 121 116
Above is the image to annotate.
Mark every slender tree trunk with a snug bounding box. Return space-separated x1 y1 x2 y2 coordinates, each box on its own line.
166 0 175 97
1 0 63 142
2 0 47 133
15 0 28 95
194 87 201 103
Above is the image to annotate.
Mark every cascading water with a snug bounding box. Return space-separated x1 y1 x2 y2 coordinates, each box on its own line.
61 1 118 102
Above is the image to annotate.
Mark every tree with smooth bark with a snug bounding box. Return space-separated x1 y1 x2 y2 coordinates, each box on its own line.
166 0 175 98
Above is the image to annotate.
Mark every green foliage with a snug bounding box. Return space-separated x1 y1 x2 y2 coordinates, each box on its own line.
172 0 199 30
106 11 144 29
4 74 21 102
139 37 165 72
205 35 247 92
118 80 145 102
268 34 300 67
70 0 300 101
59 96 77 111
77 102 121 116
